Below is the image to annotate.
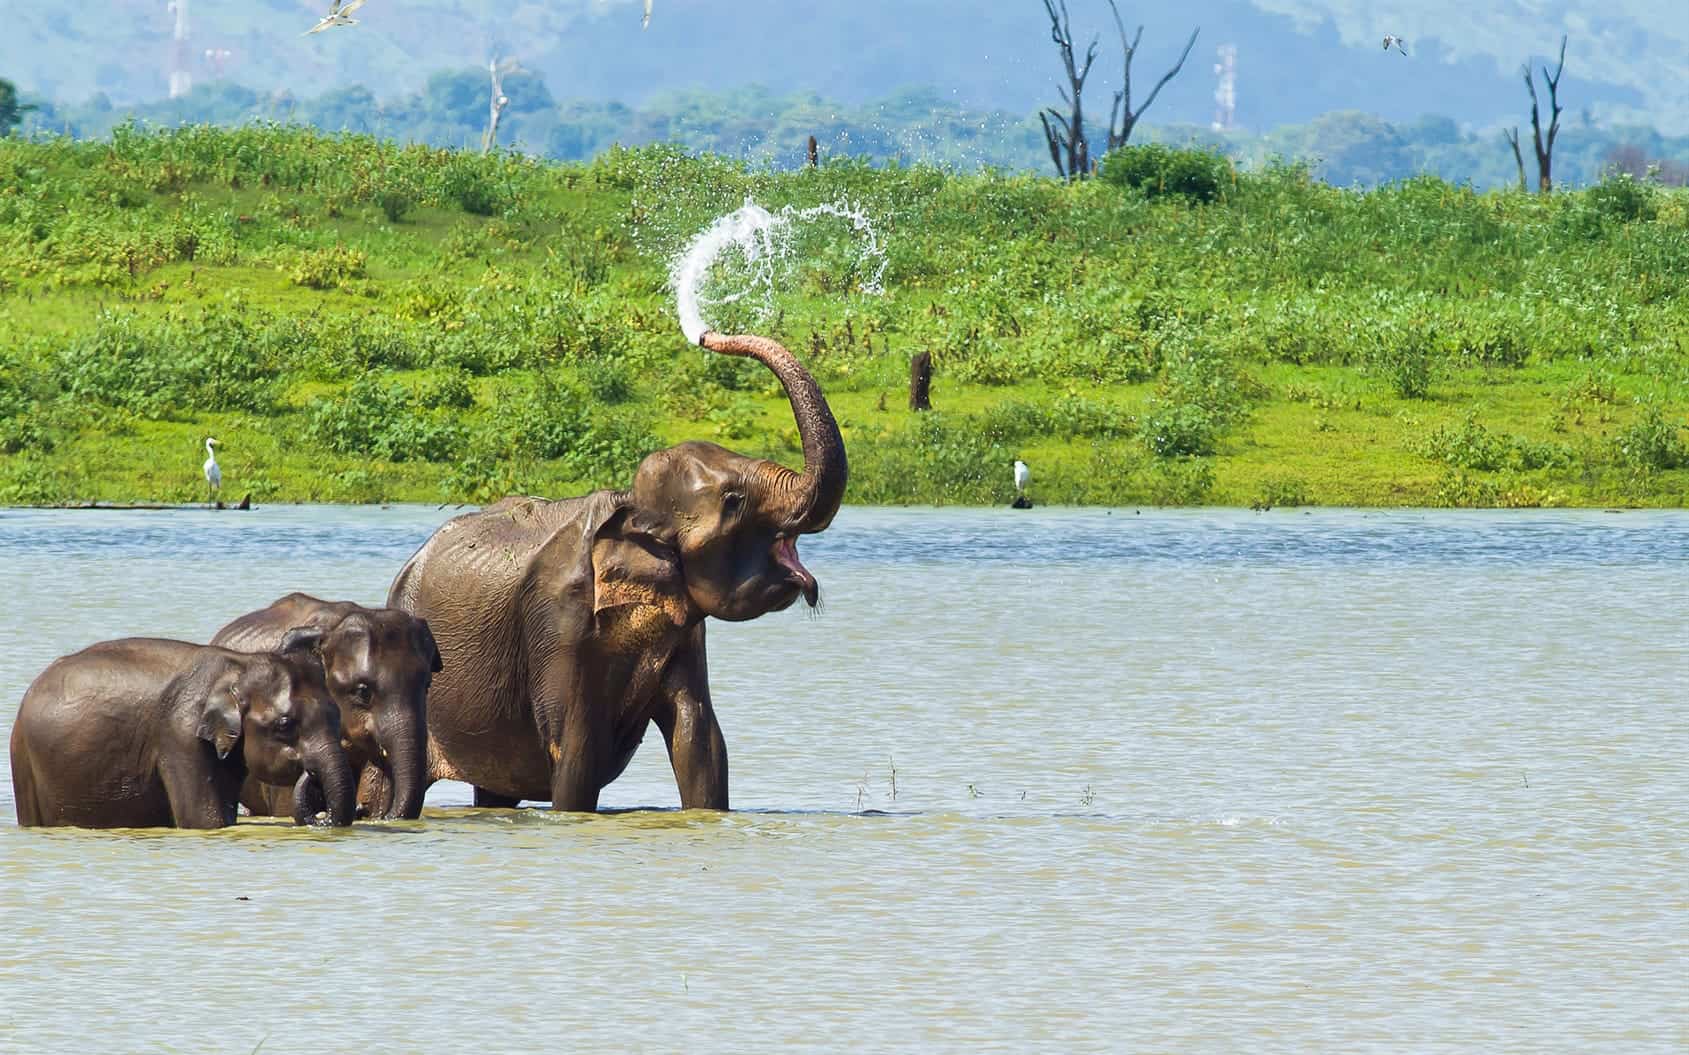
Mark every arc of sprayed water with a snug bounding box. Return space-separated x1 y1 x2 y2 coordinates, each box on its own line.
671 200 886 344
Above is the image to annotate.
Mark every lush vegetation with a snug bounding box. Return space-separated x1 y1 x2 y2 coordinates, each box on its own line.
18 75 1689 192
0 125 1685 508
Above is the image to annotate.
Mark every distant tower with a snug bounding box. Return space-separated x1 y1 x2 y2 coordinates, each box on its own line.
167 0 191 99
1211 43 1236 132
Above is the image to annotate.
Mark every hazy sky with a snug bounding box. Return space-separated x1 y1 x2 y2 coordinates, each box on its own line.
4 1 1684 132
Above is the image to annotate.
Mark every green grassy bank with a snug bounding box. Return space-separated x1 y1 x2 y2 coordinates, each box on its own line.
1 125 1686 508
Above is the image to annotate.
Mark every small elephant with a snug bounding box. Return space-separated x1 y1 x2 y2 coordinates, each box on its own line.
10 636 355 829
389 331 845 812
211 594 440 820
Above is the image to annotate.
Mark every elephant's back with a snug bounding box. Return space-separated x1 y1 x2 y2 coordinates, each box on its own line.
12 639 197 779
22 638 199 715
211 593 352 653
389 495 609 613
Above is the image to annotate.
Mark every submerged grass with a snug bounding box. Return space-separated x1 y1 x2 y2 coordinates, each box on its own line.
0 127 1685 507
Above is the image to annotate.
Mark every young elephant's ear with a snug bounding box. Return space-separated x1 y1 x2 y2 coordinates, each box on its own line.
279 626 325 657
412 618 443 674
197 684 244 761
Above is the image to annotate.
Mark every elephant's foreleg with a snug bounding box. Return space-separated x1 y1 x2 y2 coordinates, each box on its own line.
654 634 729 811
529 652 605 812
159 758 238 828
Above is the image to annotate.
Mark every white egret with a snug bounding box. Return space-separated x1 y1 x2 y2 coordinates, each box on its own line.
1014 459 1030 494
1382 34 1407 55
643 0 652 29
203 437 222 503
305 0 366 35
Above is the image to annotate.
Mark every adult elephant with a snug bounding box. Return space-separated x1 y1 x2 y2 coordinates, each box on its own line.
389 331 845 812
10 636 355 828
212 594 441 820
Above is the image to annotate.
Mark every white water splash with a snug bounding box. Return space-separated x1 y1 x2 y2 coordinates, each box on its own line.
671 199 887 344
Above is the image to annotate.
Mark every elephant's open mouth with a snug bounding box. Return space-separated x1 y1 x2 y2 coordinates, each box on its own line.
771 536 819 607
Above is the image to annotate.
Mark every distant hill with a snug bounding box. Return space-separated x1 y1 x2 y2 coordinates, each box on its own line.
4 1 1686 133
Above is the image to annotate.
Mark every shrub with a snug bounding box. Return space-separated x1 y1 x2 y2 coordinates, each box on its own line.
416 368 475 410
1367 331 1434 399
1418 414 1512 471
1585 172 1657 224
439 158 512 216
1141 402 1218 458
54 310 280 416
579 357 635 405
1614 403 1687 470
283 245 367 290
1099 144 1230 203
305 374 464 462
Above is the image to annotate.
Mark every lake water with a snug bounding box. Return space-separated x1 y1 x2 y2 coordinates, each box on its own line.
0 505 1684 1053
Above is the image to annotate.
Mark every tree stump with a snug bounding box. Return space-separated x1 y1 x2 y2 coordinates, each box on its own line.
909 351 932 411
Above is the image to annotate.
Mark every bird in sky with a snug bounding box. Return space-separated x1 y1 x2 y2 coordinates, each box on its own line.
643 0 652 30
1382 34 1408 56
305 0 366 36
1014 460 1030 495
203 437 222 503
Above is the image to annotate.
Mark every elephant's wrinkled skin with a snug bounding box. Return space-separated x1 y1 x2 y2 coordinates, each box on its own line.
10 637 355 828
388 331 845 811
212 594 441 820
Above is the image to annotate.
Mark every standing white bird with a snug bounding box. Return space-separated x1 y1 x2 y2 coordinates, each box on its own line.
1014 459 1030 494
305 0 366 35
643 0 652 29
203 437 222 503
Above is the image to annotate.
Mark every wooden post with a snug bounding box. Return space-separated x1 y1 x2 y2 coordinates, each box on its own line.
807 135 818 168
909 351 932 411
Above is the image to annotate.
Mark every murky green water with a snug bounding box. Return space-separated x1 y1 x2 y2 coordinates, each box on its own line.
2 506 1684 1053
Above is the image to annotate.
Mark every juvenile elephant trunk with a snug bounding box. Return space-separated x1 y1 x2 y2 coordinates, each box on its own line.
382 715 426 821
698 331 847 533
293 744 356 827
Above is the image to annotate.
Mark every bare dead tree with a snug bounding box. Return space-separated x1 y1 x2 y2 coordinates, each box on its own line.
1521 35 1566 193
1038 0 1100 180
1103 2 1199 151
482 56 522 154
1503 126 1528 191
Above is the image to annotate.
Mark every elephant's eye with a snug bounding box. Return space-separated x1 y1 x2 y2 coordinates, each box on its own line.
274 714 297 736
354 683 373 703
721 492 745 516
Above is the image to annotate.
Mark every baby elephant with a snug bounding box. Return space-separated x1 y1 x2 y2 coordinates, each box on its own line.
10 636 355 829
212 594 440 821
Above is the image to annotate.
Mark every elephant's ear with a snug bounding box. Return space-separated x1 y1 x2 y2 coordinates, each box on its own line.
412 618 444 674
196 679 245 761
590 506 692 631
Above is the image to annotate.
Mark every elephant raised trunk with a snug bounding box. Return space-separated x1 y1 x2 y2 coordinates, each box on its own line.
698 331 847 534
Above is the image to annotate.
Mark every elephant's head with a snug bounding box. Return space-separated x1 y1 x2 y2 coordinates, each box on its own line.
196 643 355 827
278 611 440 820
595 332 847 626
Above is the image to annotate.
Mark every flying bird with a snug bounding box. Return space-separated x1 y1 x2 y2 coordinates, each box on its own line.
1014 460 1030 495
202 437 222 502
305 0 366 35
643 0 652 29
1382 34 1407 56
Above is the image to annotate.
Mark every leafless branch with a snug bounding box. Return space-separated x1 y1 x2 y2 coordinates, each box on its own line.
1523 34 1567 193
1103 2 1198 152
1503 126 1527 191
